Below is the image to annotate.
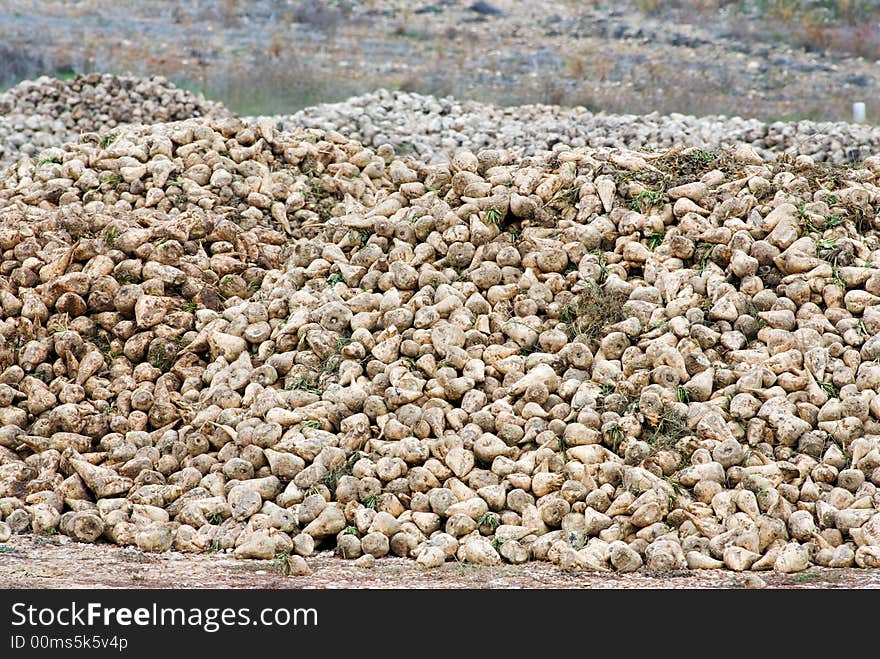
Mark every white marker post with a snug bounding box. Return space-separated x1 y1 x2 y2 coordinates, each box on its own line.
853 102 866 123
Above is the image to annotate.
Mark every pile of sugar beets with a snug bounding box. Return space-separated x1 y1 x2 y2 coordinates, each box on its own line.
276 88 879 165
0 113 879 575
0 73 230 167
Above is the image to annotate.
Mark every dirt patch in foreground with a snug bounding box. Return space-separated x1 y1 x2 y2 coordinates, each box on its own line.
1 535 878 589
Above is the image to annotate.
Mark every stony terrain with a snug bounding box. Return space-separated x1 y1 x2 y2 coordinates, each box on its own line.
1 73 880 582
1 0 878 123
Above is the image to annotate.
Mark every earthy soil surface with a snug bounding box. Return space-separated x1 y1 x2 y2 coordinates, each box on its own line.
1 536 878 589
0 0 877 121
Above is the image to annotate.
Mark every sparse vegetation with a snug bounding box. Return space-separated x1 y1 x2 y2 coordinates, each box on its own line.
272 551 294 575
676 385 691 404
606 424 625 451
628 189 668 212
648 407 690 447
286 375 323 395
98 132 118 148
564 282 629 344
484 208 502 225
820 381 840 399
100 173 122 190
320 451 366 490
693 242 715 273
634 1 880 61
646 230 665 250
477 512 501 531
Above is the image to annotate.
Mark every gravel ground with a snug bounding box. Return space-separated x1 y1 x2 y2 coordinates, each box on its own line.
1 536 878 589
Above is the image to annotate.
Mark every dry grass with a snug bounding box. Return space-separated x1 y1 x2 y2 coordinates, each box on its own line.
632 0 880 60
174 56 368 116
3 0 878 122
564 282 629 344
648 407 690 447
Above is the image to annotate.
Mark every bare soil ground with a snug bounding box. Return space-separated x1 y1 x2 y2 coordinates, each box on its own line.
1 535 878 589
1 0 878 121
